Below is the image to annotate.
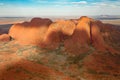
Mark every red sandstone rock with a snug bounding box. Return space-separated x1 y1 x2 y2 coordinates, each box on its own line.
91 20 119 54
90 22 107 51
42 20 76 49
30 18 52 26
9 18 52 46
64 16 92 55
70 19 78 25
8 16 119 55
0 34 10 42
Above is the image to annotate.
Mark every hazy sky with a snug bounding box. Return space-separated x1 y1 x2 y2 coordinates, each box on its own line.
0 0 120 17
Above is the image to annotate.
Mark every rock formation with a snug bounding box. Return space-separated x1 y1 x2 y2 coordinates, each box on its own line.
64 16 92 55
9 18 52 45
42 20 76 49
8 16 119 55
0 16 120 80
0 34 10 42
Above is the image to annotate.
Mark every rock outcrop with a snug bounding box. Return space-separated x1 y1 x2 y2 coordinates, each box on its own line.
0 16 120 80
64 16 92 55
0 34 10 42
42 20 76 49
64 16 118 55
8 16 119 55
9 18 52 45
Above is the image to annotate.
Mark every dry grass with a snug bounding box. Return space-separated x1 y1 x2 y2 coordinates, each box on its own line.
0 41 120 80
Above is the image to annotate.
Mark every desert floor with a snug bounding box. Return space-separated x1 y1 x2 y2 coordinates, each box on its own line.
101 19 120 25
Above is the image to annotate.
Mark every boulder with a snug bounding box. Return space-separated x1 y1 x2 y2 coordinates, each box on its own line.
0 34 10 42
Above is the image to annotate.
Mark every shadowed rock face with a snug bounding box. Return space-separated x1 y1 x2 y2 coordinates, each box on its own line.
90 20 119 54
30 18 52 27
0 24 12 34
42 20 76 49
8 16 119 55
64 17 92 55
90 22 106 50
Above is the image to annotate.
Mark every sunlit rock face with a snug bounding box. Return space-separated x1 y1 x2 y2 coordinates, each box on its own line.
0 34 10 42
8 18 52 46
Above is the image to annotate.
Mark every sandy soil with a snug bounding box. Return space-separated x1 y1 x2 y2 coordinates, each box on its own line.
0 17 31 25
101 19 120 25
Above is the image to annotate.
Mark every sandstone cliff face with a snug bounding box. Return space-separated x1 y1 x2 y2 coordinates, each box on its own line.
42 20 76 49
90 21 106 51
98 23 120 51
9 18 52 45
64 16 91 55
64 16 117 55
90 20 119 54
